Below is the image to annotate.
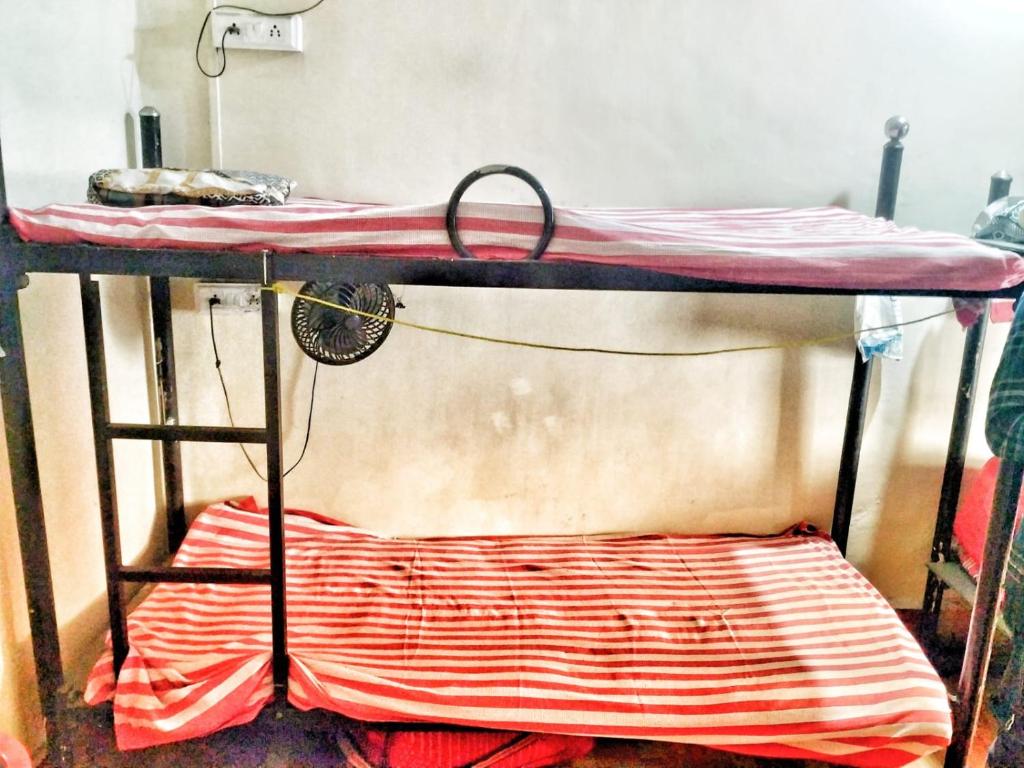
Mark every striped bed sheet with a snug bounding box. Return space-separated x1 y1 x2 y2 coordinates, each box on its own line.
10 199 1024 292
85 499 951 766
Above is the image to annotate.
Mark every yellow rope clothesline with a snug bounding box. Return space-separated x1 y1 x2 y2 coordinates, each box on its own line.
265 283 953 358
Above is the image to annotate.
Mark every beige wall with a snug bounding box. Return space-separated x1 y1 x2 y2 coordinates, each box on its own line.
0 0 1022 758
198 0 1023 596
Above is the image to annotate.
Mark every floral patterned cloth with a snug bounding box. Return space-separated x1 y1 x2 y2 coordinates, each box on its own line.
87 168 295 207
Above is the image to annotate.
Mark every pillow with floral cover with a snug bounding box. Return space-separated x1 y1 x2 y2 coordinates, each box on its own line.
87 167 296 207
974 196 1024 244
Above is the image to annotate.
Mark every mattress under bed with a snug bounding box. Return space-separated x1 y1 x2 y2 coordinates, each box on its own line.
10 199 1024 292
85 500 951 766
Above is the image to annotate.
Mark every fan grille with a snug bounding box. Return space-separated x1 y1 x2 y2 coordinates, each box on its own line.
291 282 395 365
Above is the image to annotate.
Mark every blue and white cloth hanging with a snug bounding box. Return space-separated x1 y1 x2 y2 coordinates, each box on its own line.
856 295 903 361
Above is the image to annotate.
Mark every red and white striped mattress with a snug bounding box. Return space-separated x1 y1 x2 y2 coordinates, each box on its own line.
10 199 1023 292
85 499 950 765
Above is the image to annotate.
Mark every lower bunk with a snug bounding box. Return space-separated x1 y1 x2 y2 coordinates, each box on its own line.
85 500 952 767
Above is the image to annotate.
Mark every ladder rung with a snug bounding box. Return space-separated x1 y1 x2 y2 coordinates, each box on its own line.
119 566 272 584
107 423 267 443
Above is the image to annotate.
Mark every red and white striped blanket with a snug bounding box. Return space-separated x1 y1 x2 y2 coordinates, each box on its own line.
85 500 951 766
10 199 1023 292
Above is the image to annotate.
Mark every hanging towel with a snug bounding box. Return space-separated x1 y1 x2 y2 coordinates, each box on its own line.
856 295 903 361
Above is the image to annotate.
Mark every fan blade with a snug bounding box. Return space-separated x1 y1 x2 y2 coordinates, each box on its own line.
291 281 395 365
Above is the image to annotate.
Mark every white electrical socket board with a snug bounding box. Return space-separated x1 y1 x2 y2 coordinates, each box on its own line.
195 283 262 313
210 10 303 53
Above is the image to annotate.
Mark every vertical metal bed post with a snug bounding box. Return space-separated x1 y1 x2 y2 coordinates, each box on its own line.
150 275 186 551
261 252 289 701
139 107 186 552
988 170 1013 205
945 459 1024 768
0 137 69 766
943 170 1018 768
139 106 162 169
922 172 1012 636
831 115 908 554
79 276 130 672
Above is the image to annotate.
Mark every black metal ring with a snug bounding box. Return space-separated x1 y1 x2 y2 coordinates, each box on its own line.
445 165 555 260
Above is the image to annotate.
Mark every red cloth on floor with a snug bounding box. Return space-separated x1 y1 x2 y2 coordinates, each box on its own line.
337 727 594 768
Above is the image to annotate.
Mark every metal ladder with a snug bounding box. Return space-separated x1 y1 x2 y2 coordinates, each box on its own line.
78 272 289 698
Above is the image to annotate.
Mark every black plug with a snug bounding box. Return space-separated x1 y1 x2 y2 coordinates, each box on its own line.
208 296 223 368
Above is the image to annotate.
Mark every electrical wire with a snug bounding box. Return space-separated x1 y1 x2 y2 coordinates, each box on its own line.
197 25 234 79
196 0 328 79
267 284 956 358
208 299 318 480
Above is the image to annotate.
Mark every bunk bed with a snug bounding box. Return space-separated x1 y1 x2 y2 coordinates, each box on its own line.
0 116 1021 768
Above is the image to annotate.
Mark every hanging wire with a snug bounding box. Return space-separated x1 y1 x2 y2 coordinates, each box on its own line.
208 299 318 480
274 284 954 358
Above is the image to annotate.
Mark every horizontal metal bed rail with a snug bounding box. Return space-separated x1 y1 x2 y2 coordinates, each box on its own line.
106 423 268 443
118 566 273 584
2 232 1020 299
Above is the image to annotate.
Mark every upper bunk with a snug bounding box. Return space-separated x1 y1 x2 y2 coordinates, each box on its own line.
3 193 1023 297
1 124 1020 297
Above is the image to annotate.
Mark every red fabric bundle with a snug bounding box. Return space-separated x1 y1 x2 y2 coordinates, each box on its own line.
337 727 594 768
953 457 1024 578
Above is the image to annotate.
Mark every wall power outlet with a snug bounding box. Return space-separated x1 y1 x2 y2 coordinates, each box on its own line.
195 283 262 313
210 10 303 53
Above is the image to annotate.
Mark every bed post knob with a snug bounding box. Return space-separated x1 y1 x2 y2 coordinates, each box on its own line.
989 170 1013 203
884 115 910 144
139 106 162 168
875 117 908 220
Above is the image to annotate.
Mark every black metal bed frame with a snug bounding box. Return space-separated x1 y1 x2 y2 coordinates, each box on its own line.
0 118 1018 768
